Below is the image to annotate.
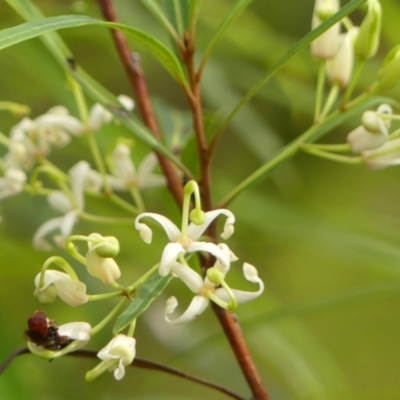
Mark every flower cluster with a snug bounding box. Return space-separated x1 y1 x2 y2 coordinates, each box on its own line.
135 181 264 324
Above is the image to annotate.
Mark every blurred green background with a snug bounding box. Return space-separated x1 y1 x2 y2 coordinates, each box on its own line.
1 0 400 399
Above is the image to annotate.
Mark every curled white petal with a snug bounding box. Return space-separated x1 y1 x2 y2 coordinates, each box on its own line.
347 125 387 153
187 242 230 270
88 104 113 131
136 222 153 244
47 191 72 214
69 161 91 209
165 295 209 324
159 242 185 276
187 209 235 241
135 213 181 242
216 263 264 304
137 153 166 189
169 262 203 293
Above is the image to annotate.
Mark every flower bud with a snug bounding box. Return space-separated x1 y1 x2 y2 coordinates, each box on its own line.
326 27 358 88
354 0 382 59
90 235 120 258
377 45 400 90
311 0 341 59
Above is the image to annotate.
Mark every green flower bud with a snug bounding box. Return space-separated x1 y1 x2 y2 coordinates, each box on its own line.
377 45 400 90
354 0 382 60
206 266 224 284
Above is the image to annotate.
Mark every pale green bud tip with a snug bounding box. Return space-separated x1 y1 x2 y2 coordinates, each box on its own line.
206 267 224 284
34 284 57 304
354 0 382 60
377 46 400 90
94 237 120 258
189 209 206 225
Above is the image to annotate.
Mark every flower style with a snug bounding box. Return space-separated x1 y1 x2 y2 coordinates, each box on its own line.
107 144 165 191
347 104 392 153
34 270 88 306
32 161 93 250
135 209 235 276
165 260 264 324
0 167 26 200
86 233 121 285
27 320 91 359
86 334 136 381
362 138 400 169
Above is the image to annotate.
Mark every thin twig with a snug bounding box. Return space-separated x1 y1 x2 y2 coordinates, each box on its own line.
97 0 185 208
0 348 246 400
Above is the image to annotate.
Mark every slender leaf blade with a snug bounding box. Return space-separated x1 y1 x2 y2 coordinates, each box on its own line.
203 0 252 62
113 274 173 334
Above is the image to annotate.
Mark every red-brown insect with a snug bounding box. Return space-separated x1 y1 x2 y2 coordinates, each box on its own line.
25 311 74 351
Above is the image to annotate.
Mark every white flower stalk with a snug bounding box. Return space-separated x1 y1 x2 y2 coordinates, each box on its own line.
27 321 91 359
108 144 165 191
0 168 26 200
165 261 264 324
326 27 358 88
362 138 400 169
86 334 136 381
311 0 341 59
347 104 392 153
32 161 93 250
34 270 88 306
86 233 121 285
135 209 235 276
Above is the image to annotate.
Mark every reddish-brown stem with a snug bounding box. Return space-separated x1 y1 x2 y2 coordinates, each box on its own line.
97 0 184 208
181 33 270 400
97 1 269 398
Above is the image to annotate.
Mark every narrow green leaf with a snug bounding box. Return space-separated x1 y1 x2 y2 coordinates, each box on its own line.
202 0 252 63
113 274 173 334
141 0 181 41
161 0 189 34
215 0 368 137
1 8 187 84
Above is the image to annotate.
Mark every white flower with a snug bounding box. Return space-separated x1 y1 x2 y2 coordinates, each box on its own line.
326 27 358 88
34 270 88 306
311 0 341 59
5 107 83 170
362 138 400 169
32 161 93 250
165 261 264 324
86 334 136 381
107 145 165 191
27 321 91 359
347 104 392 153
86 233 121 285
135 210 235 276
0 168 26 200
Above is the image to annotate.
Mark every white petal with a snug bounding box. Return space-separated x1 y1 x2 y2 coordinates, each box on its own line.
54 279 88 306
47 191 72 213
135 213 181 241
159 242 185 276
136 222 153 244
216 263 264 304
137 153 166 189
35 113 84 135
86 250 121 285
32 216 65 250
58 322 91 341
112 144 136 187
347 125 387 153
187 209 235 240
165 295 209 324
114 360 126 380
69 161 90 208
118 95 135 111
88 104 113 131
169 262 203 293
58 210 80 240
187 242 230 269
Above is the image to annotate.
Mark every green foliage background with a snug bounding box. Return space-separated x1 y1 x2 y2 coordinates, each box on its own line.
0 0 400 399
